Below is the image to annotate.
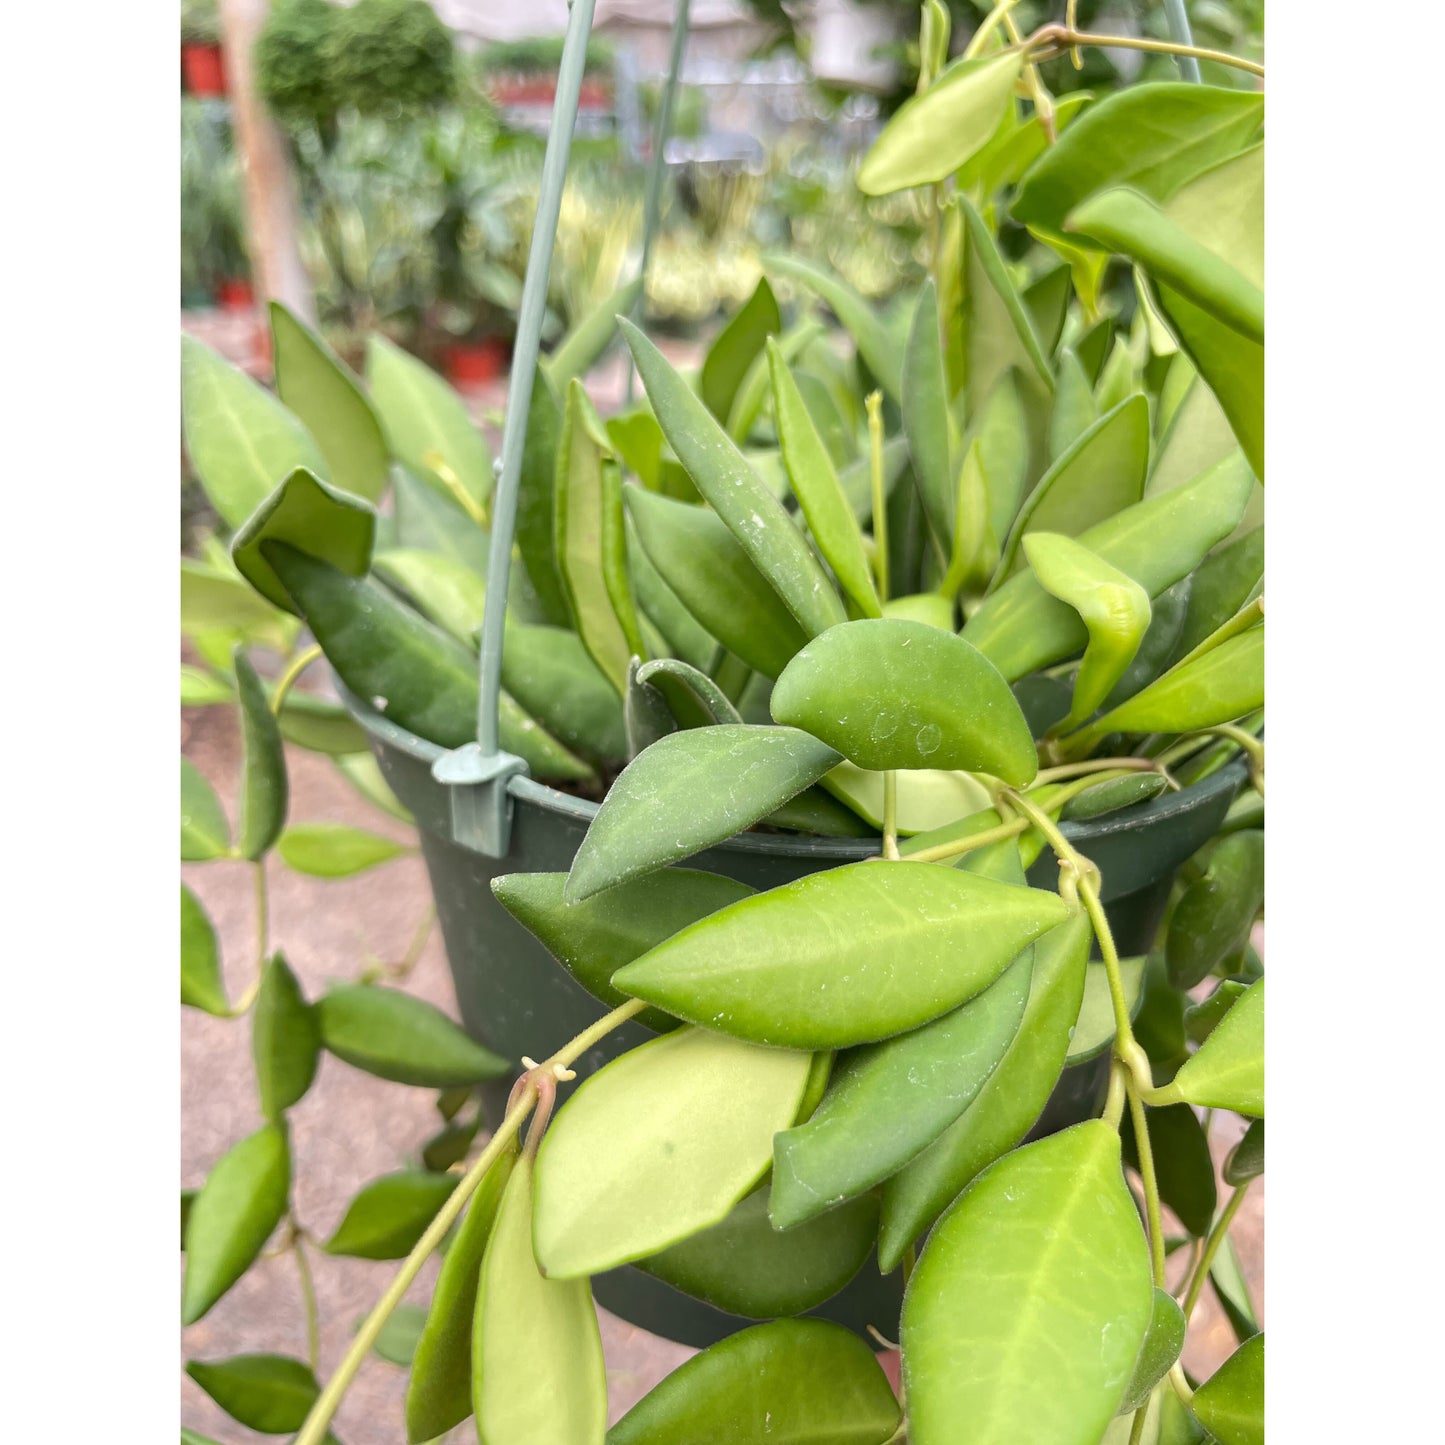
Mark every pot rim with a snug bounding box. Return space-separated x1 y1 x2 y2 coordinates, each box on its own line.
336 676 1247 856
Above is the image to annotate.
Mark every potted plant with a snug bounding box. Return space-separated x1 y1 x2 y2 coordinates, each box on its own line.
181 0 226 97
183 6 1264 1441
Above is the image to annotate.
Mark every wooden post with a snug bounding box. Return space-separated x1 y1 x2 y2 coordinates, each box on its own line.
217 0 314 322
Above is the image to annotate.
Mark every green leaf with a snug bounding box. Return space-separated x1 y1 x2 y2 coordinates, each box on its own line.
390 462 489 572
1060 773 1167 822
231 467 377 616
821 763 992 835
493 868 752 1032
181 334 326 529
627 515 720 669
406 1143 518 1442
421 1116 480 1172
514 365 571 625
859 50 1021 194
181 559 295 652
964 453 1255 681
637 1185 878 1318
181 665 236 706
1190 1334 1264 1445
1173 528 1264 659
635 658 743 727
270 302 389 503
1023 533 1152 729
902 279 958 550
972 371 1032 543
1066 955 1147 1065
474 1153 607 1444
503 622 629 765
262 543 593 781
545 275 643 389
1022 263 1074 358
1125 1103 1217 1238
1101 576 1193 709
626 488 809 678
1186 979 1250 1044
882 592 955 629
181 1124 290 1324
278 822 408 878
1012 83 1264 238
764 253 902 401
613 860 1068 1050
768 340 880 618
556 380 643 691
1225 1117 1264 1185
534 1027 813 1278
370 1303 428 1367
276 692 370 756
181 1427 224 1444
366 335 493 508
1049 350 1101 462
770 618 1037 783
997 395 1151 581
625 657 679 755
181 884 229 1016
564 726 840 902
185 1354 318 1433
700 277 781 422
959 91 1094 198
181 757 230 861
1211 1233 1260 1343
622 321 846 640
1066 188 1263 342
317 985 510 1088
323 1171 458 1259
232 650 288 860
770 952 1032 1229
902 1121 1154 1445
608 1318 901 1445
1155 978 1263 1116
374 548 487 641
1119 1289 1188 1415
1167 830 1265 988
252 954 320 1119
879 908 1091 1271
333 751 411 821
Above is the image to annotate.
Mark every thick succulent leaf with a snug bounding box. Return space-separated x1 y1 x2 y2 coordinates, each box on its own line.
1101 576 1193 709
492 868 753 1031
771 618 1037 783
1066 955 1147 1064
231 467 377 615
623 321 846 639
1060 773 1167 822
1119 1289 1188 1415
270 302 389 503
858 49 1022 193
1012 83 1264 238
1173 529 1264 659
474 1154 606 1445
958 91 1093 198
406 1143 518 1443
532 1027 813 1278
181 1124 290 1324
181 884 229 1015
502 622 627 766
232 649 288 860
182 757 230 861
821 762 993 835
181 333 327 528
317 985 510 1088
1191 1334 1264 1445
545 274 643 389
613 860 1068 1050
770 952 1032 1229
1186 979 1250 1044
373 548 486 641
964 453 1255 681
1125 1103 1217 1239
278 822 408 877
1211 1233 1260 1343
902 279 957 550
700 276 781 422
515 364 570 625
1225 1117 1265 1185
608 1318 901 1445
636 657 743 726
366 335 493 507
970 371 1031 542
181 558 297 652
564 725 840 902
322 1171 457 1260
1023 263 1074 358
1049 349 1101 462
626 487 809 678
1023 533 1151 728
251 954 320 1119
185 1354 318 1433
390 463 489 572
902 1121 1154 1445
879 909 1091 1271
637 1186 878 1318
769 340 880 617
1155 978 1263 1116
1167 830 1265 988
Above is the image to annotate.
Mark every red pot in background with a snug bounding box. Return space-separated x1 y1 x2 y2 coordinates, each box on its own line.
182 43 227 97
442 338 511 389
216 278 254 312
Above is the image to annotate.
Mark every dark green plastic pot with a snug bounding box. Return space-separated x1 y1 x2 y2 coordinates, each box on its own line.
343 685 1242 1348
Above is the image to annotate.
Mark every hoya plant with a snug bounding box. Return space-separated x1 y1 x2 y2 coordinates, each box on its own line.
181 6 1263 1443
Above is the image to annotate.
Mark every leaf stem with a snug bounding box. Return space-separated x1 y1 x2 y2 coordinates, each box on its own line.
269 644 323 717
1032 757 1159 786
903 815 1030 864
291 1224 320 1374
1127 1405 1150 1445
1127 1082 1168 1286
882 773 901 860
1025 23 1265 77
1102 1058 1127 1129
866 391 889 603
229 862 270 1016
962 0 1021 60
1181 1180 1253 1321
1002 8 1055 140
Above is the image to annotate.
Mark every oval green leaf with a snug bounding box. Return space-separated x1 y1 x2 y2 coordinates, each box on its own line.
504 622 628 765
533 1027 813 1278
317 984 510 1088
374 547 487 642
1224 1117 1264 1186
252 953 320 1119
278 823 408 878
700 276 781 423
771 618 1037 783
1156 977 1263 1116
323 1170 458 1260
185 1354 318 1433
1167 830 1265 988
902 278 957 550
1191 1333 1264 1445
902 1121 1154 1445
1119 1288 1188 1415
232 648 288 860
181 884 229 1016
613 860 1068 1050
181 757 230 862
1067 954 1147 1065
636 657 743 727
821 762 993 834
1060 772 1168 822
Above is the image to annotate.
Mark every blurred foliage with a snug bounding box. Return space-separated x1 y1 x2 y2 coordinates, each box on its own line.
180 99 249 301
326 0 457 117
255 0 338 130
473 35 616 79
180 0 220 47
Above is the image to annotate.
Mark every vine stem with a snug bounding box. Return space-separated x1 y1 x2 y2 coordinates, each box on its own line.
882 773 900 860
229 862 270 1017
1002 7 1055 140
293 998 647 1445
1127 1404 1150 1445
963 0 1021 60
269 644 323 717
866 391 889 603
1128 1083 1168 1286
1024 23 1265 78
1181 1180 1253 1320
291 1224 320 1374
1032 757 1159 786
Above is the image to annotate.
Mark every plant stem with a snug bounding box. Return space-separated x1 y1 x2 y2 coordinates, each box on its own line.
1169 1361 1195 1404
1025 24 1265 78
1003 8 1055 140
386 906 436 982
882 773 900 860
269 644 323 717
1128 1083 1168 1286
1032 757 1159 786
1127 1405 1150 1445
963 0 1021 59
230 862 270 1016
553 998 648 1068
292 1225 320 1374
866 391 889 603
1102 1058 1127 1129
904 815 1030 864
1181 1180 1253 1321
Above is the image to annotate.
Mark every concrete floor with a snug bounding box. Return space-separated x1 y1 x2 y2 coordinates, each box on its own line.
180 672 1261 1444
